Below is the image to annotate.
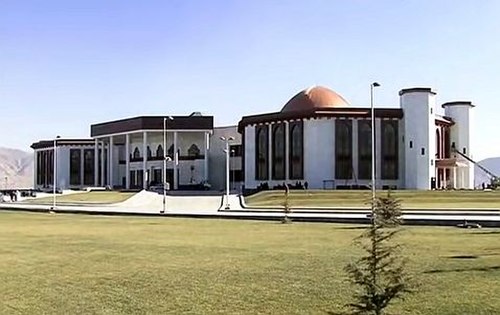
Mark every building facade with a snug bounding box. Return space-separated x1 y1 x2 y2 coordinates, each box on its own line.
238 86 475 190
31 114 243 191
31 86 476 192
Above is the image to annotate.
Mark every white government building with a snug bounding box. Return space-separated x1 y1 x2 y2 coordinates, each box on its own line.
31 85 476 191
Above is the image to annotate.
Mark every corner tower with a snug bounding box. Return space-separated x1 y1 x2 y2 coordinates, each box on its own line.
442 101 475 189
399 88 436 189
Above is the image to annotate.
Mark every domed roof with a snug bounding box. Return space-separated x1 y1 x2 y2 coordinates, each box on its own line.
281 86 350 112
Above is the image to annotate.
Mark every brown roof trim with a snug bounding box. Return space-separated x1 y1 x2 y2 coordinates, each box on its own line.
238 107 403 132
399 87 436 96
435 117 454 127
31 139 95 150
441 101 475 108
91 115 214 137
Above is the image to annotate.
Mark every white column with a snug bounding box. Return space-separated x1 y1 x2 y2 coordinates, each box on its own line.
80 148 84 186
453 166 457 189
125 134 130 189
204 132 209 181
100 141 105 186
173 131 178 189
142 131 148 189
285 121 290 181
268 124 272 180
461 168 465 189
109 136 114 188
94 138 98 186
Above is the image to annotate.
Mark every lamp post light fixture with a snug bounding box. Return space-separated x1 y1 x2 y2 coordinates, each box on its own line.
220 136 234 209
370 82 381 218
162 116 174 214
52 135 61 210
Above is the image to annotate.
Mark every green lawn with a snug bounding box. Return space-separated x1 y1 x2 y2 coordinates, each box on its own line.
23 191 136 205
0 212 499 314
245 190 500 209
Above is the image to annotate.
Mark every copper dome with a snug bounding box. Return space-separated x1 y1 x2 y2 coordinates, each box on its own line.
280 86 350 112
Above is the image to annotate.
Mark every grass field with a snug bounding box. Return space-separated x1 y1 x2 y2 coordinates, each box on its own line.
22 191 136 205
0 211 499 314
245 190 500 209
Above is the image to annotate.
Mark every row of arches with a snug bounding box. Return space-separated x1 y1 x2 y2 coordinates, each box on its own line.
254 119 399 182
131 144 201 160
336 119 398 180
255 121 303 181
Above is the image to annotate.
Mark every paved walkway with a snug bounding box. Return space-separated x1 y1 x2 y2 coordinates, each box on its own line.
1 191 499 227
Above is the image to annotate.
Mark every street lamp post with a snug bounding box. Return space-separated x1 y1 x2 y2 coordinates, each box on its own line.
230 149 235 191
370 82 380 218
52 135 61 209
220 136 234 209
162 116 174 214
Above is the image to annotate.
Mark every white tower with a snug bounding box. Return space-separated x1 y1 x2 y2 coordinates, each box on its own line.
442 101 475 189
399 88 436 189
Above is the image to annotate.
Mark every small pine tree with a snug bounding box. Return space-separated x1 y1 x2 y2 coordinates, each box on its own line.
344 191 411 315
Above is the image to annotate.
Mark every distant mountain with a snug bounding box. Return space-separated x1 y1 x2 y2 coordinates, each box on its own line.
0 147 33 189
474 157 500 187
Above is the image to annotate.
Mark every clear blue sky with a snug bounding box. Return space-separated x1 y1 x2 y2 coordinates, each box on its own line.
1 0 499 160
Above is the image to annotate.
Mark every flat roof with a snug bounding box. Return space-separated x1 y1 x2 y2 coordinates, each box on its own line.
31 139 95 150
90 115 214 137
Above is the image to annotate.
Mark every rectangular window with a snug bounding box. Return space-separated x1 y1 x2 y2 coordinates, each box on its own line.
130 170 136 188
137 169 144 188
289 121 304 180
153 169 162 184
381 120 399 180
357 120 372 180
272 123 286 180
36 152 42 185
421 148 425 155
255 125 269 180
230 144 243 157
232 170 243 182
70 149 81 186
83 149 95 186
335 120 353 180
409 141 413 148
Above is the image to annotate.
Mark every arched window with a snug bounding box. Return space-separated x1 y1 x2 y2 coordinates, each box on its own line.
335 120 352 180
188 144 200 158
444 128 450 158
156 145 164 158
289 122 303 179
436 129 441 159
383 123 397 155
358 120 372 179
147 146 152 158
133 147 140 159
167 144 174 156
272 124 285 180
381 121 398 179
255 126 269 180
